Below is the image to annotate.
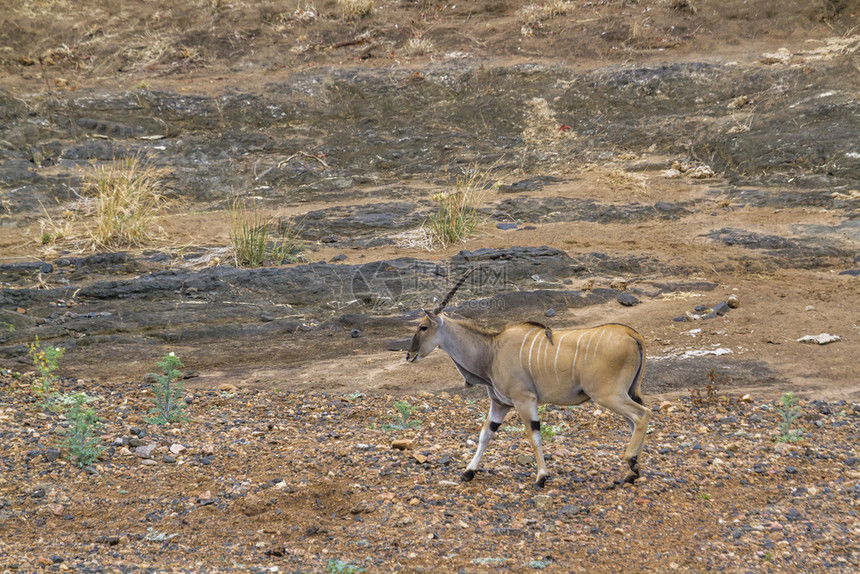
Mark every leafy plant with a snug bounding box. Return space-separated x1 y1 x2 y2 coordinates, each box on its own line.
148 353 189 425
27 336 64 409
540 422 566 443
326 559 365 573
60 392 104 466
384 400 421 430
423 168 493 247
775 392 803 443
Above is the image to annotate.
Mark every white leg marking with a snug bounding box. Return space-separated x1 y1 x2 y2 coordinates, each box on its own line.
553 332 571 386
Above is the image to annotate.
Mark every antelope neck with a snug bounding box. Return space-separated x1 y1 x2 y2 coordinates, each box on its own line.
439 319 494 382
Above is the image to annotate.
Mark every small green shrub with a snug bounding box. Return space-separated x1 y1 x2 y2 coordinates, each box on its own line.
148 353 189 425
60 392 104 466
326 559 365 573
383 400 421 430
27 336 64 409
775 392 803 443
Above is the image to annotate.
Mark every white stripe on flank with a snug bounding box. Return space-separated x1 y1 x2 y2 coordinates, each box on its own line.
553 332 571 386
534 336 544 378
593 329 608 360
520 328 539 372
543 333 551 379
527 330 540 380
571 332 584 385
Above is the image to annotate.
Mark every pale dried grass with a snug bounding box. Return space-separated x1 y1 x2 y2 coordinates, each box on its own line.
337 0 373 21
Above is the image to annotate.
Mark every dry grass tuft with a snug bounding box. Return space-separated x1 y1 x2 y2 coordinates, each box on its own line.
337 0 373 21
519 0 575 34
39 155 171 253
228 198 304 268
423 168 496 248
403 35 435 57
522 97 568 147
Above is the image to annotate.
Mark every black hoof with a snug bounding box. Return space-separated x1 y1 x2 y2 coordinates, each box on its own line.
534 475 548 489
461 469 476 482
628 456 640 475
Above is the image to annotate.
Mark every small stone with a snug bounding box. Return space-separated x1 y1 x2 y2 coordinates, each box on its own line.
517 454 535 466
350 329 362 338
135 444 158 459
169 443 186 455
162 455 177 464
545 308 556 317
329 254 347 262
785 466 798 474
610 278 628 291
617 293 639 307
534 494 552 510
805 305 816 312
43 448 61 463
392 439 415 451
727 294 740 308
140 459 157 466
797 333 841 345
496 222 518 230
219 383 239 393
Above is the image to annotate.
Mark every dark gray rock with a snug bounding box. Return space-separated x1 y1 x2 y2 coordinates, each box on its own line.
617 293 640 307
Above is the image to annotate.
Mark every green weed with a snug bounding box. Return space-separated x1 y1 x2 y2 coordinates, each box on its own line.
383 400 421 430
326 558 365 573
148 353 189 425
775 392 803 443
27 336 64 409
60 392 104 466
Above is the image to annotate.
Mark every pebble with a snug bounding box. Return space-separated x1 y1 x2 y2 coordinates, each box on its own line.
727 294 740 308
617 293 639 307
545 308 556 317
534 494 552 510
392 439 415 451
610 278 628 291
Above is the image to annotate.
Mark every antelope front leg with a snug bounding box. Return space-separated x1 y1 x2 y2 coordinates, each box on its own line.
462 400 510 482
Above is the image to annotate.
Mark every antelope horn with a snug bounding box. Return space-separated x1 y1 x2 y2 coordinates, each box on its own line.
432 267 475 315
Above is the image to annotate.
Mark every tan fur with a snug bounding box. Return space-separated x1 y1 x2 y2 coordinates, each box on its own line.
407 314 649 488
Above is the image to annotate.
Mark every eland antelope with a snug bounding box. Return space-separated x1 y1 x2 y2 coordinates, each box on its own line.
406 271 650 488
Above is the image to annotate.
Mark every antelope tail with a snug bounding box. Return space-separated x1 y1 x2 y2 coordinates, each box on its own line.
628 336 646 405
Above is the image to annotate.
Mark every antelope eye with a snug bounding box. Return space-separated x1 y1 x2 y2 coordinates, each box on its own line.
418 325 428 332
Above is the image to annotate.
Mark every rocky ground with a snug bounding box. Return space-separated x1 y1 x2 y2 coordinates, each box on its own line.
1 0 859 572
1 373 858 573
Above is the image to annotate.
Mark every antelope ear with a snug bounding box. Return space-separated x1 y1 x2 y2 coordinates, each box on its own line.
423 309 441 325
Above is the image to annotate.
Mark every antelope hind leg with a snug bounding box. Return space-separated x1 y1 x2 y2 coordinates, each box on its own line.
591 393 651 486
